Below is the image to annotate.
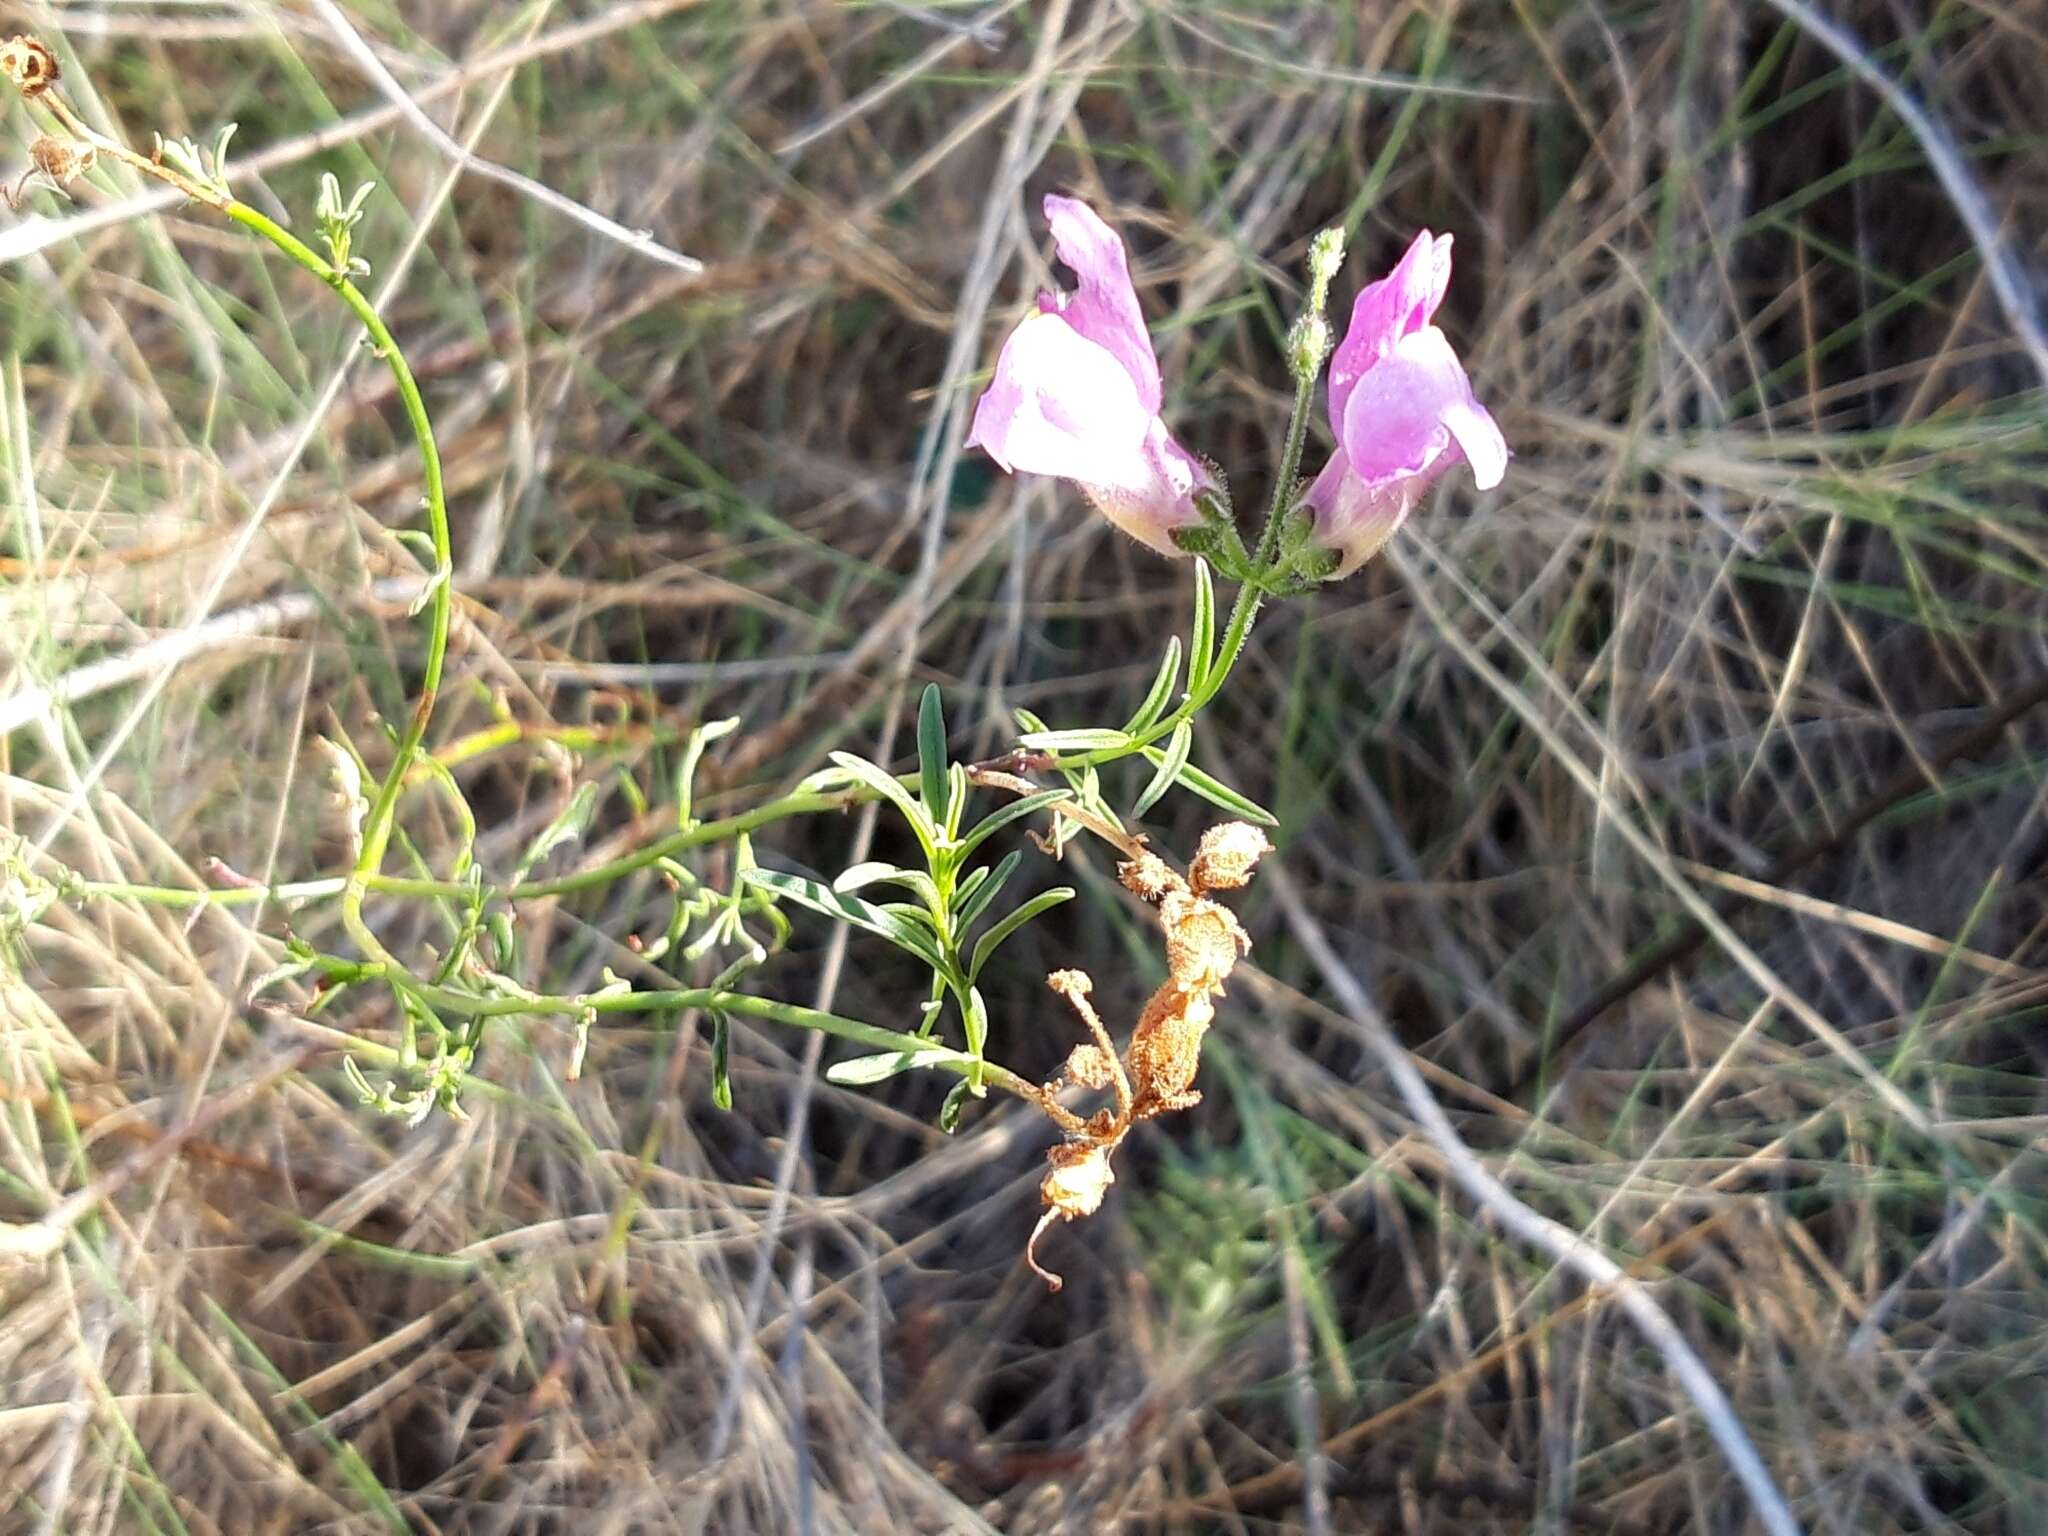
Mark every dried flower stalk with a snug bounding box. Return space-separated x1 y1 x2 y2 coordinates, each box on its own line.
1026 821 1271 1290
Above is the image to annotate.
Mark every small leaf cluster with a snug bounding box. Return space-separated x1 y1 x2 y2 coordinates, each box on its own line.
743 685 1074 1125
315 170 376 279
153 123 237 199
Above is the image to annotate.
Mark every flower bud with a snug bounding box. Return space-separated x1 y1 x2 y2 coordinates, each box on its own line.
1287 310 1332 384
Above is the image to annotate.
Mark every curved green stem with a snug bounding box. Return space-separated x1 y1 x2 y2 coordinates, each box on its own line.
39 89 450 974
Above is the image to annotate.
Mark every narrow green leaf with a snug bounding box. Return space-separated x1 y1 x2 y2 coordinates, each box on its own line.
1123 636 1182 736
944 762 970 838
955 788 1069 861
962 985 989 1060
509 781 599 885
1132 719 1193 818
1188 558 1216 695
954 849 1020 935
969 887 1076 981
675 715 741 828
953 863 991 908
826 1051 925 1087
917 684 951 826
877 900 942 933
938 1077 974 1133
743 868 949 970
1017 727 1130 752
827 751 937 859
709 1012 732 1110
835 861 941 908
1137 748 1279 826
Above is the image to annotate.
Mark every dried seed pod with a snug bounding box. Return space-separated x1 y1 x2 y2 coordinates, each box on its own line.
1158 889 1249 992
1125 982 1214 1114
1117 849 1181 903
1025 821 1270 1290
1028 1142 1119 1291
29 136 93 185
0 36 59 97
1188 821 1271 895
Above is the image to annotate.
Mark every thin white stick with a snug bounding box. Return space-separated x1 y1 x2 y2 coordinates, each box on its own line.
304 0 702 275
1262 860 1804 1536
0 578 422 739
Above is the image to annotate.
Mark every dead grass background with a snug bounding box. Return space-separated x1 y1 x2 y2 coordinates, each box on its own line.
3 1 2046 1531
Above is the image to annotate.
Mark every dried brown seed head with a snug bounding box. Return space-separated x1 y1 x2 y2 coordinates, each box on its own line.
1126 981 1214 1111
1160 890 1249 992
29 136 93 185
1188 821 1272 895
1 36 58 97
1117 849 1181 904
1063 1043 1116 1091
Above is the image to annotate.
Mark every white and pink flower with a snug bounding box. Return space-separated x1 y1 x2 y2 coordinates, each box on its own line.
1303 230 1507 576
966 196 1212 557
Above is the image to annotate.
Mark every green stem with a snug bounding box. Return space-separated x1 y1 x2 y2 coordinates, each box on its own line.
72 787 859 910
1043 356 1325 776
40 90 451 973
318 966 1034 1101
220 214 454 962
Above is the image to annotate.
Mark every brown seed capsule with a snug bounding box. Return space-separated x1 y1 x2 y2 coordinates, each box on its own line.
1117 849 1180 904
1024 820 1269 1291
1188 821 1272 896
1027 1140 1119 1291
0 36 59 97
1126 982 1214 1114
1041 1140 1115 1221
29 136 93 185
1159 890 1249 992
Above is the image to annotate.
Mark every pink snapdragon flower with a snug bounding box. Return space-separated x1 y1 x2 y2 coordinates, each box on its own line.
1303 230 1507 576
966 195 1212 557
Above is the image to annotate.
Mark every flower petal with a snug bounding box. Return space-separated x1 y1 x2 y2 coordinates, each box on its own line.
1442 393 1508 490
1086 416 1208 557
1301 449 1418 577
1336 325 1491 490
1328 230 1453 428
965 312 1208 557
967 312 1153 486
1041 194 1164 415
